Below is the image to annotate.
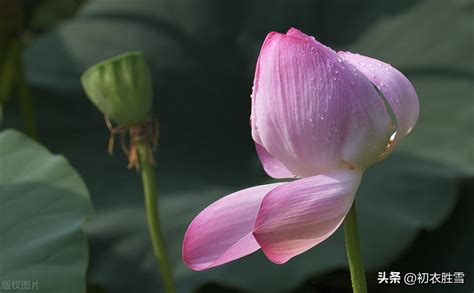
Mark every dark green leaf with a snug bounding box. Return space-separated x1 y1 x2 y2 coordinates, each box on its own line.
0 129 93 293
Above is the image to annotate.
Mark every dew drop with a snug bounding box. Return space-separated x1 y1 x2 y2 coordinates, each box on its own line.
390 131 397 141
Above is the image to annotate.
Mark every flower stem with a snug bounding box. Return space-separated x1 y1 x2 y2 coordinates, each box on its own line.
16 47 38 139
0 1 37 138
343 201 368 293
136 141 176 293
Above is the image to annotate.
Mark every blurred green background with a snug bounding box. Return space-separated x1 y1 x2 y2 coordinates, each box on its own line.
1 0 473 292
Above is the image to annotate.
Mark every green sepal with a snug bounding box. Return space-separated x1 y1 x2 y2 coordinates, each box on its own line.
81 51 153 125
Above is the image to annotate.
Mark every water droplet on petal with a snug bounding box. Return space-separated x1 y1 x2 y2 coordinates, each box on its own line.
390 131 397 141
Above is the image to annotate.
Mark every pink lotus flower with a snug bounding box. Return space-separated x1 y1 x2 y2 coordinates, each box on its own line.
183 28 419 270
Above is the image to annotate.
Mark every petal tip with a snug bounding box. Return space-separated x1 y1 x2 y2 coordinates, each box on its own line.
181 184 284 270
252 171 361 264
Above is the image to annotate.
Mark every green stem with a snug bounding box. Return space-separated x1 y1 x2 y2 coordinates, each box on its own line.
136 141 176 293
0 41 18 102
343 201 368 293
0 40 19 127
15 41 38 139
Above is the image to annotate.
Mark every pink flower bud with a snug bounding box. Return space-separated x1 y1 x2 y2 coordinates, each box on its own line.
252 28 418 178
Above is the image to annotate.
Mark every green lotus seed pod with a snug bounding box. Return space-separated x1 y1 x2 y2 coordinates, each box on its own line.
81 52 153 125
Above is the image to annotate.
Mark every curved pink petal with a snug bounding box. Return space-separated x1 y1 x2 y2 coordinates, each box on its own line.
255 143 295 179
251 32 280 147
251 29 347 176
251 28 393 175
338 58 395 169
183 183 284 270
339 52 419 144
253 170 362 264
